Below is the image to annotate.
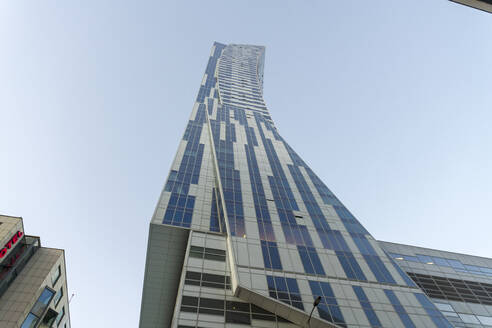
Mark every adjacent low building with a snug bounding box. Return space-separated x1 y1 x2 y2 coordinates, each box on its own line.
0 214 71 328
380 241 492 327
449 0 492 13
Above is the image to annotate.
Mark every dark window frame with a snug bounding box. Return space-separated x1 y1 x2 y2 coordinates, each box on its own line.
51 265 61 287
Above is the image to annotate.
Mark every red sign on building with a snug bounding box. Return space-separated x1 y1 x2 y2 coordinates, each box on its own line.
0 231 24 259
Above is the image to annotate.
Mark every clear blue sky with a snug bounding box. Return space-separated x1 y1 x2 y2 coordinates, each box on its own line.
1 1 490 327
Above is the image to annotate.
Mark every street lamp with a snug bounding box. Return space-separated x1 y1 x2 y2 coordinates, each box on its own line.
307 296 322 327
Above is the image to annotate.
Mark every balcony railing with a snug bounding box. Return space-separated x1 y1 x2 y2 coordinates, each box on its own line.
0 235 41 297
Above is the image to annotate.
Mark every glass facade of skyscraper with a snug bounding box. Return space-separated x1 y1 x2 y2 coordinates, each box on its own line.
139 42 458 328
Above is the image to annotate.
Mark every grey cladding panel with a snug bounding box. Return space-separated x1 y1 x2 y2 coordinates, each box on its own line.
139 224 189 328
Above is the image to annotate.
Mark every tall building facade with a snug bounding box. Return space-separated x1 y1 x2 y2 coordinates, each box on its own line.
140 42 456 328
0 215 71 328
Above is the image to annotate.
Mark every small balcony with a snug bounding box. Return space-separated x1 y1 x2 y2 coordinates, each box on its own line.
0 235 41 297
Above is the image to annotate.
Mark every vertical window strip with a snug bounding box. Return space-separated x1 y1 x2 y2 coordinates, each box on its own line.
352 286 382 327
253 113 299 215
414 293 453 328
333 205 369 234
249 113 341 278
362 254 396 284
209 188 220 232
286 163 367 282
328 229 368 281
240 110 283 270
308 280 346 327
297 245 326 275
281 123 389 284
384 290 416 328
335 250 366 281
350 233 396 284
305 166 343 207
207 98 214 115
209 105 245 236
261 240 282 270
197 45 224 103
297 245 315 274
162 103 208 227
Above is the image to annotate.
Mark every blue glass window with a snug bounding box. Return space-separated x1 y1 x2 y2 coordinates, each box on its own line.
21 287 56 328
266 276 304 310
417 255 434 264
414 293 452 328
464 264 482 273
261 240 282 270
162 102 208 228
21 313 38 328
384 290 416 328
447 259 466 270
55 306 65 326
209 189 220 232
297 245 325 275
353 286 381 327
308 280 346 327
351 233 395 284
335 250 367 281
432 256 450 267
31 288 55 316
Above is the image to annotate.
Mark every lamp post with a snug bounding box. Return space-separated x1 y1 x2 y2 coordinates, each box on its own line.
307 296 322 327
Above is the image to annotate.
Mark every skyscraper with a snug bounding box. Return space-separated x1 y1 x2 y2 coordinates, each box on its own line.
139 42 454 328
